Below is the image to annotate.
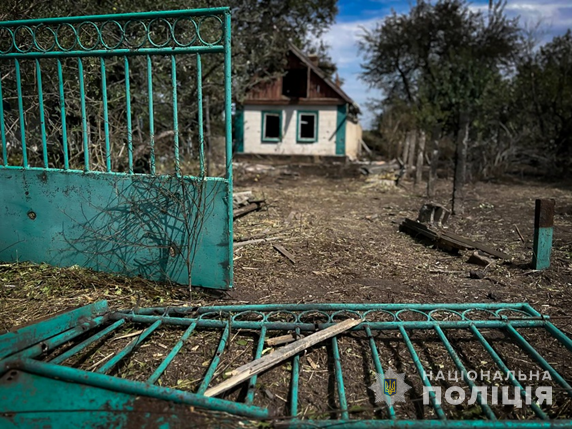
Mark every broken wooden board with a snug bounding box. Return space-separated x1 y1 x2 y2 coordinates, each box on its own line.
203 318 361 397
233 200 267 220
273 244 296 264
399 218 510 259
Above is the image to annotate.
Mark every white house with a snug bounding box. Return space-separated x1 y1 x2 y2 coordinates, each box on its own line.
234 45 362 160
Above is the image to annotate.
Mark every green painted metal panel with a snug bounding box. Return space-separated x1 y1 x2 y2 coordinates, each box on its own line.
335 104 347 155
0 169 231 289
0 8 233 290
533 227 553 270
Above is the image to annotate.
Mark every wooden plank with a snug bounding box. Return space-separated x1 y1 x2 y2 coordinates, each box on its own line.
233 201 266 220
203 318 361 397
273 244 296 264
441 231 509 259
266 334 297 346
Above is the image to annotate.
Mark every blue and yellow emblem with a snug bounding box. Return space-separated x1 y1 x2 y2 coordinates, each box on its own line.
384 378 397 396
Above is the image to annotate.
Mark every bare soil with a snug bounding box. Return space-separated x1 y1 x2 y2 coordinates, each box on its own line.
2 166 572 424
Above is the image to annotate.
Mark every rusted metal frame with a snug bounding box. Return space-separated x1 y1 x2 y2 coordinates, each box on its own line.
49 319 126 365
0 301 108 360
7 358 270 420
96 319 162 374
197 322 231 394
147 321 198 385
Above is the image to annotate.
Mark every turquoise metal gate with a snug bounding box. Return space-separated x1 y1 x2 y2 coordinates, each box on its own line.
1 301 572 427
0 8 233 289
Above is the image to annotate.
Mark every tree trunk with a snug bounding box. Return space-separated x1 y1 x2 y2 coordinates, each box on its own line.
406 130 417 179
401 132 411 169
427 125 441 198
415 130 426 188
452 113 470 215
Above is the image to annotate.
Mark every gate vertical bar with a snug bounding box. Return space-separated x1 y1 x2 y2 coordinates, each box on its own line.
224 10 233 284
124 56 133 174
100 58 111 172
15 59 27 167
78 58 89 171
57 59 69 170
0 70 7 166
147 55 155 175
245 326 266 404
35 60 48 168
171 55 180 176
196 53 204 176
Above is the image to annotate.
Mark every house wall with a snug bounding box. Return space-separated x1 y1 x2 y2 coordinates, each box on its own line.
242 105 339 156
345 119 363 160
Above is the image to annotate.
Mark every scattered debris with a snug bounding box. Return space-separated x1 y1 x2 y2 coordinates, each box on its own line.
273 244 296 264
203 318 361 397
233 200 267 220
417 203 450 227
234 236 284 249
514 224 526 243
233 191 254 208
470 270 487 280
266 334 297 346
467 251 494 267
399 218 510 259
358 160 400 176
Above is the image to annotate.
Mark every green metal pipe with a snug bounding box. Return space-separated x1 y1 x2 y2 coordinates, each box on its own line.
434 325 496 420
197 53 204 176
0 46 225 59
0 165 229 182
124 56 133 174
35 60 48 168
197 322 230 394
290 327 301 417
57 59 69 169
50 319 125 365
469 325 547 420
100 57 111 172
171 55 180 176
97 320 162 374
196 303 534 314
147 55 155 175
15 59 27 168
147 321 197 385
78 58 89 171
0 8 230 26
331 335 349 419
505 324 572 397
0 70 7 166
224 9 234 287
246 326 267 404
544 322 572 354
111 313 549 331
13 358 270 420
399 325 446 420
284 420 572 428
365 325 396 419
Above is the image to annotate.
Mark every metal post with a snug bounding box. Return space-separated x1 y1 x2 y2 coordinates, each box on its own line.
532 199 555 270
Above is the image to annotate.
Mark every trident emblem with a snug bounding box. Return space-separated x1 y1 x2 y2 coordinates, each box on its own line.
384 378 397 396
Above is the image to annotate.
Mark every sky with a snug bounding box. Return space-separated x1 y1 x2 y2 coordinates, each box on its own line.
319 0 572 129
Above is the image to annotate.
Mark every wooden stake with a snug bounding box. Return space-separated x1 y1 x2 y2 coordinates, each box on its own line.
203 318 361 397
532 199 555 270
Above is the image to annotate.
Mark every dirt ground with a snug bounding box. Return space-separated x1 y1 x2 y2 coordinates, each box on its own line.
2 164 572 423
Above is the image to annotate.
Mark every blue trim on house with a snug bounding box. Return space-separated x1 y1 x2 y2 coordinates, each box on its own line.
335 104 347 155
296 110 319 143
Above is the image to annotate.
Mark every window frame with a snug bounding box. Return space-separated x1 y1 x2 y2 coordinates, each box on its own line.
261 110 282 143
296 110 319 143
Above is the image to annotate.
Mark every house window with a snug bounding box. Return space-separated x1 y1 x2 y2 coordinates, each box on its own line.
261 111 282 143
297 111 318 143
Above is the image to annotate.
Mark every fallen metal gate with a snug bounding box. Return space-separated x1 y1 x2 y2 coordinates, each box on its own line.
0 8 233 289
1 301 572 427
